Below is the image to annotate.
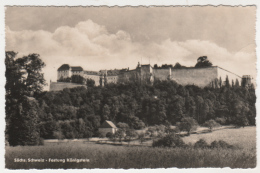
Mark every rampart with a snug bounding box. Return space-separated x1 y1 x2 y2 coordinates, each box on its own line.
153 68 171 81
55 63 243 90
171 67 219 87
50 82 87 91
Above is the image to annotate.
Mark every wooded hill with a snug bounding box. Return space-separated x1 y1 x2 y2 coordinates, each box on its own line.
37 80 256 139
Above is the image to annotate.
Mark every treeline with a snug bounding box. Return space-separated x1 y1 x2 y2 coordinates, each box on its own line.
36 79 256 139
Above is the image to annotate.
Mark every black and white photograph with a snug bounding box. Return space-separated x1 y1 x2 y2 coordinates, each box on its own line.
3 3 258 170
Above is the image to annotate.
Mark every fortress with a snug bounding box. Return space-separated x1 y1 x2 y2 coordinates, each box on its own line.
50 62 251 91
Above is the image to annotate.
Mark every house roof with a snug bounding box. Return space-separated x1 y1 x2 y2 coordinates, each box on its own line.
99 120 117 128
84 70 99 75
107 70 120 76
71 66 83 71
58 64 70 71
141 64 153 68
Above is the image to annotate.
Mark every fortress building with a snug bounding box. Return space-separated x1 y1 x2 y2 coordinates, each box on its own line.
50 62 250 91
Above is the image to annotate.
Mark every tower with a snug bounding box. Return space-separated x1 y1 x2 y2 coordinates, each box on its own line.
241 75 252 88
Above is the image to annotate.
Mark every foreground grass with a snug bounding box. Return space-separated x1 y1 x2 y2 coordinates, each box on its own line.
6 141 256 169
182 126 256 150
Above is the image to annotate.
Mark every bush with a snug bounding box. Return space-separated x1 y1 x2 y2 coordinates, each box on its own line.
177 117 198 135
138 133 145 144
38 138 45 146
194 139 208 148
152 134 185 148
98 133 105 138
215 117 226 125
203 119 220 131
210 140 234 149
106 132 113 138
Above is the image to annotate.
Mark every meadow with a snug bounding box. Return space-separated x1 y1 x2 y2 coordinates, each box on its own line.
5 126 256 169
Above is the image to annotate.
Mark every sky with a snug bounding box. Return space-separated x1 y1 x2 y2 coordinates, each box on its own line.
5 6 256 90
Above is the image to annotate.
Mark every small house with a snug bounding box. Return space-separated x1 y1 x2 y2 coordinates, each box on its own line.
98 120 117 136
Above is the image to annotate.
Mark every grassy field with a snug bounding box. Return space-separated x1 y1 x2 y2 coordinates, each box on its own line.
182 126 256 150
5 126 256 169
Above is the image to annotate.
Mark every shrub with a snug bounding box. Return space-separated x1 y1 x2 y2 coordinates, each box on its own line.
215 117 226 125
98 133 105 138
203 119 220 132
194 139 208 148
138 133 145 144
53 131 64 140
152 134 185 148
176 117 198 135
106 132 113 138
38 138 45 146
210 140 234 149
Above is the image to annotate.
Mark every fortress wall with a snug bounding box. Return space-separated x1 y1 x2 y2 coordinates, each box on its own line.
217 67 241 86
153 68 171 80
171 67 218 87
50 82 87 91
119 70 138 83
141 66 152 80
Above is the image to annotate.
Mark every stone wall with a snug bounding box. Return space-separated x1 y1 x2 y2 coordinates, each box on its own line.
118 70 139 83
171 67 218 87
141 65 152 81
153 68 171 81
56 64 242 88
50 82 87 91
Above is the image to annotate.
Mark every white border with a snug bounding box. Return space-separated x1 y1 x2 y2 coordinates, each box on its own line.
0 0 259 173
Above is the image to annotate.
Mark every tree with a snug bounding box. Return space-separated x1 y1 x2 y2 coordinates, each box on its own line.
125 129 137 145
87 78 95 87
117 122 129 130
71 75 84 84
235 79 240 87
102 104 110 120
5 52 46 98
8 96 41 146
219 77 222 88
194 139 209 148
5 51 46 146
215 117 226 125
152 133 185 148
195 56 213 68
138 132 146 144
114 128 125 143
203 119 220 132
173 62 185 69
234 114 249 128
177 117 198 135
225 75 230 88
106 132 113 138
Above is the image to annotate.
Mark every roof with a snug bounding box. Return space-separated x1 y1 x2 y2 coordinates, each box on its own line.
71 66 83 71
107 70 120 76
99 120 117 128
58 64 70 71
84 70 99 75
141 64 153 68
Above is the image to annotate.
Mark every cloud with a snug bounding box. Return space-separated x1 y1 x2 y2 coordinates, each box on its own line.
5 20 256 90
